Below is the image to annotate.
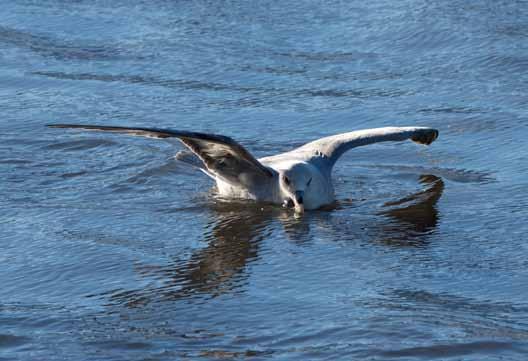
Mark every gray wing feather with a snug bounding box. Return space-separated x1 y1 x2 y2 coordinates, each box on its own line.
48 124 273 184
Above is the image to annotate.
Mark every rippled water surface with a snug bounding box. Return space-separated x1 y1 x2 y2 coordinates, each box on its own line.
2 0 528 359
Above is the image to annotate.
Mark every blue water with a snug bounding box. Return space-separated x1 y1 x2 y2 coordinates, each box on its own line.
1 0 528 359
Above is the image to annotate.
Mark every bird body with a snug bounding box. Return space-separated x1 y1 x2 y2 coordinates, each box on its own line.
48 124 439 213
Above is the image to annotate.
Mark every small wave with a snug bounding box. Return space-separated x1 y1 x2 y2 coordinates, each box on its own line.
124 159 193 184
238 63 308 76
472 54 528 74
293 87 411 98
377 341 523 358
0 25 130 61
44 138 118 151
0 159 33 165
32 71 249 93
0 333 30 349
196 349 273 359
33 71 409 105
276 50 380 62
417 106 484 114
364 164 493 184
83 340 152 351
59 171 89 179
495 24 528 38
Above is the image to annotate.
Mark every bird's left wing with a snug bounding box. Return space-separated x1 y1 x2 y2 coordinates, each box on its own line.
261 127 438 172
48 124 273 184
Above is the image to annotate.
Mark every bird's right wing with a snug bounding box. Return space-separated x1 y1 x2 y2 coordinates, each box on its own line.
48 124 273 185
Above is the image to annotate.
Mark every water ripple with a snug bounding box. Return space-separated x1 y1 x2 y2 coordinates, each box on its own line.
32 70 410 109
377 341 525 358
0 25 131 61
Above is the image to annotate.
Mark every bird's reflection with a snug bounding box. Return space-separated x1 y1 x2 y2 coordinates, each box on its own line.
154 204 274 298
107 204 289 307
377 174 444 247
106 174 444 307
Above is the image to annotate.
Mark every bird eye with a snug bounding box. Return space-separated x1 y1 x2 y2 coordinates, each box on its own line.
283 176 290 185
307 178 312 186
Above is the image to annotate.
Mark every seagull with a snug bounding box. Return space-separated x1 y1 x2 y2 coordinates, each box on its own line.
48 124 438 213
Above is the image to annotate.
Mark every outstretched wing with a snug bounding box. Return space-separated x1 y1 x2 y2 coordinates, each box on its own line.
261 127 438 171
47 124 273 184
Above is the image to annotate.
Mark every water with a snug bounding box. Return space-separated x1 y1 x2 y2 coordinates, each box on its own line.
1 0 528 359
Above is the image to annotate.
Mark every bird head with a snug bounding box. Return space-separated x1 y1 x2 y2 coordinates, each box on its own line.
280 164 313 214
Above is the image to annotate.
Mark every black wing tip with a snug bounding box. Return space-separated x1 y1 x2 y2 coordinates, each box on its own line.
429 129 439 144
411 128 439 145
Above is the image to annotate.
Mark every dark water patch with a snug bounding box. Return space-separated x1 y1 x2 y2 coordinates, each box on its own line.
319 70 406 82
60 229 136 248
1 136 60 147
0 334 30 349
238 63 308 76
417 106 484 114
125 159 190 184
0 25 130 61
44 138 118 151
33 71 409 103
101 160 154 173
0 159 33 165
197 349 273 359
495 23 528 37
33 71 242 92
155 203 214 215
368 289 528 340
276 50 380 63
383 289 528 316
377 341 525 358
472 54 528 74
84 340 153 350
59 170 89 179
294 87 411 99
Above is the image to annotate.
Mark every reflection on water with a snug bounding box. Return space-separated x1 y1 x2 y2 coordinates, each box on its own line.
378 175 444 247
107 205 275 307
106 175 444 307
106 205 276 307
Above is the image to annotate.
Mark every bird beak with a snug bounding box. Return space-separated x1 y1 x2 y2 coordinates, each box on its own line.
294 191 305 214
